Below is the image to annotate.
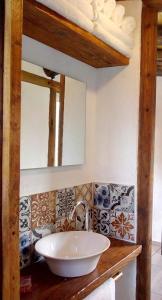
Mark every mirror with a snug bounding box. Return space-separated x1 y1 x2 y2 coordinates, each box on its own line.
20 61 86 169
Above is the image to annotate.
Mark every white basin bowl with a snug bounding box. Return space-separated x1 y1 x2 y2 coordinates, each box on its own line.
35 231 110 277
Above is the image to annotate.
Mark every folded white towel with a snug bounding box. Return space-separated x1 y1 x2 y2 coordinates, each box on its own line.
91 0 105 20
68 0 94 21
121 16 136 35
93 24 131 57
36 0 93 32
96 13 134 48
95 0 105 11
111 4 125 26
103 0 116 19
84 278 115 300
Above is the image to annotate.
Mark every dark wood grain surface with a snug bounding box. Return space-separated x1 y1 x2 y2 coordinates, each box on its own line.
23 0 129 68
0 1 4 298
21 239 142 300
137 6 157 300
143 0 162 10
2 1 23 299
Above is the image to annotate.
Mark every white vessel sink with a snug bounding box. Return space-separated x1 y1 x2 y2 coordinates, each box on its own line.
35 231 110 277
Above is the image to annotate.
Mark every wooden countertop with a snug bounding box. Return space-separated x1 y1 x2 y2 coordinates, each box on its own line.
21 239 142 300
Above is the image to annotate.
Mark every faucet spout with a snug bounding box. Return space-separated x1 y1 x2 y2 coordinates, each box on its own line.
70 199 90 231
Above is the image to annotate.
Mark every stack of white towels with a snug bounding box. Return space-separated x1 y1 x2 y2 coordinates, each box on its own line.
37 0 136 57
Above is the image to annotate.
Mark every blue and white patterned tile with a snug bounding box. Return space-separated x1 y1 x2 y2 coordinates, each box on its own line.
19 196 31 233
93 208 110 236
31 224 56 263
20 231 32 269
110 184 135 213
56 187 76 220
94 183 111 209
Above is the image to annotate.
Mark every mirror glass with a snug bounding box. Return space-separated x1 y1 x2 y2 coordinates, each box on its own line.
20 61 86 169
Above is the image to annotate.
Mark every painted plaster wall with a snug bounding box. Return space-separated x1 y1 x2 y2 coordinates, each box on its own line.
152 77 162 242
21 0 142 197
20 1 142 298
94 1 141 186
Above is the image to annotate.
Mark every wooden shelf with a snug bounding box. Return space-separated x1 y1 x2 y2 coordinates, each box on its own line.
21 239 142 300
23 0 129 68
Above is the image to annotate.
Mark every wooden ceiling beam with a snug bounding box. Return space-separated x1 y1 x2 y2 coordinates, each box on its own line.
112 0 162 10
114 0 162 11
143 0 162 11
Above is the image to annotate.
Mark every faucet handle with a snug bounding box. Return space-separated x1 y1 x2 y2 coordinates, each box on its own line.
70 198 90 231
77 198 89 207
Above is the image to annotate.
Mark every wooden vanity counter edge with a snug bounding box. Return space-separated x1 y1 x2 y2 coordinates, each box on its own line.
21 239 142 300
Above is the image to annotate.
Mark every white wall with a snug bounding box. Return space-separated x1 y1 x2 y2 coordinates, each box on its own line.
21 0 142 198
94 1 141 187
152 77 162 242
21 4 142 298
93 1 142 243
21 36 97 196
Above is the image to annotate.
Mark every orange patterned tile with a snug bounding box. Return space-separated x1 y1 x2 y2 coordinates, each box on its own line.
111 211 135 241
31 191 55 229
56 218 75 232
75 183 93 206
74 183 93 230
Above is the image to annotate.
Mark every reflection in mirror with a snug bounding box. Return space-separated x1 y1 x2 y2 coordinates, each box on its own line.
20 61 86 169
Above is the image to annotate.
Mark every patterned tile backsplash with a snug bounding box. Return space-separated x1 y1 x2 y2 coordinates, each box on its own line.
31 191 56 229
19 182 135 269
93 183 135 242
56 188 75 219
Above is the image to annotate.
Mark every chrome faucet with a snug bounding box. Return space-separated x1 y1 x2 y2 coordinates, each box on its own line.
70 199 90 231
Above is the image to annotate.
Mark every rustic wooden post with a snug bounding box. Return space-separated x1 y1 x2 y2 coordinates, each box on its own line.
137 6 157 300
0 1 4 298
2 1 23 299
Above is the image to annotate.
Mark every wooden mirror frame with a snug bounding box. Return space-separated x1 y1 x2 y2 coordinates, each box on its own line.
0 1 160 300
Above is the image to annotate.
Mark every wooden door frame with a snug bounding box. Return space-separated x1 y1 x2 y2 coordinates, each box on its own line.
0 1 4 299
2 1 23 299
